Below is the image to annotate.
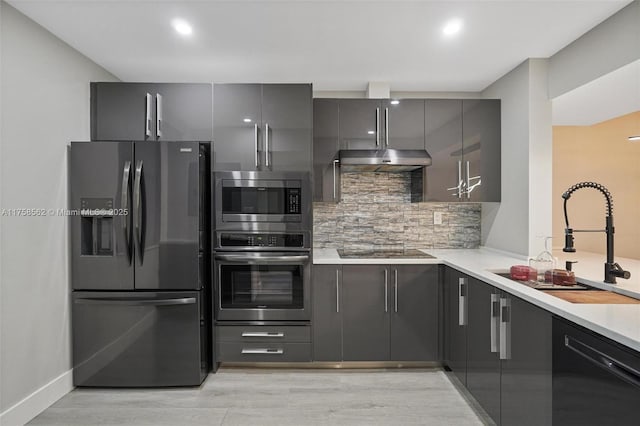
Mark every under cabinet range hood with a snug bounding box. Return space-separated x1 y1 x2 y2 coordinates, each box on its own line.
338 148 432 172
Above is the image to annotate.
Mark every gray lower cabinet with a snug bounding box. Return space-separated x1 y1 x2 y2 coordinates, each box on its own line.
444 267 468 385
216 325 311 362
312 265 343 361
500 294 552 426
342 265 390 361
390 265 439 361
466 278 501 423
213 84 311 171
446 267 552 425
312 264 438 362
90 82 212 142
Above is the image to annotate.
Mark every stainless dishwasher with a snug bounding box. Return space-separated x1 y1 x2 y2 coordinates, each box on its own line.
553 317 640 425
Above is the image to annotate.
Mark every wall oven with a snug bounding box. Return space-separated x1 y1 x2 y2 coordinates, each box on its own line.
214 250 310 321
214 171 311 234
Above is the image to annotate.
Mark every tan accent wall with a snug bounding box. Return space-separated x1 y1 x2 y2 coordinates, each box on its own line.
553 111 640 259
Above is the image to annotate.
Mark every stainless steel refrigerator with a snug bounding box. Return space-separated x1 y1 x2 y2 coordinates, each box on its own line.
69 141 210 387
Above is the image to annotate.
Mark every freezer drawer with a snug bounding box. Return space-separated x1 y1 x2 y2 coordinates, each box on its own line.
72 291 206 387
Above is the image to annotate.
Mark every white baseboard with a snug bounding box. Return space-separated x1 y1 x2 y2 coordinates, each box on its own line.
0 370 73 426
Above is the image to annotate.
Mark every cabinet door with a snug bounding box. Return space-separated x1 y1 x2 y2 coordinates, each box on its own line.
342 265 390 361
424 100 463 201
212 84 262 171
339 99 381 150
444 267 467 385
462 99 501 202
466 279 501 424
154 83 212 142
390 265 438 361
91 82 155 141
261 84 312 171
500 295 552 426
313 99 341 202
312 265 342 361
382 100 425 150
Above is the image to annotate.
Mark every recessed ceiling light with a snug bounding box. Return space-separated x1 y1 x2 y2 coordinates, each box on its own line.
172 19 193 36
629 135 640 142
367 130 375 135
443 19 463 36
390 100 400 105
243 118 252 123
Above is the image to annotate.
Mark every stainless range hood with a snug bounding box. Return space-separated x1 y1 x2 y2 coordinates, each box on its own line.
339 148 432 172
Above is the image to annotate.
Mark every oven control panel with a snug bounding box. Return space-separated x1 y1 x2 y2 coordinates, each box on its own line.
220 233 305 248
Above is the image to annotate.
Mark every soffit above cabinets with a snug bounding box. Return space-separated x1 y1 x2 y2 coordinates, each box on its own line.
7 0 632 91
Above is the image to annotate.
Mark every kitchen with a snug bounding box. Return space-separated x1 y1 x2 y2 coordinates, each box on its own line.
1 1 640 425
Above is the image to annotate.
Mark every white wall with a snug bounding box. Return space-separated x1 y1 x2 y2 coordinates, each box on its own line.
481 59 553 257
0 2 117 424
548 0 640 98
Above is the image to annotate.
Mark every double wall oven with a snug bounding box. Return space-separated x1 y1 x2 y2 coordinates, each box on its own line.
213 171 311 322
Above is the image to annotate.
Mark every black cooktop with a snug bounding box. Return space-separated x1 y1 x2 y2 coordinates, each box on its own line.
337 249 435 259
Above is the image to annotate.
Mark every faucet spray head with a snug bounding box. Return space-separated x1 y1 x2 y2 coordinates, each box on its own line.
563 228 576 253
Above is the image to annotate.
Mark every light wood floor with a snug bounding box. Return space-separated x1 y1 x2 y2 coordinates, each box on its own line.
29 368 485 425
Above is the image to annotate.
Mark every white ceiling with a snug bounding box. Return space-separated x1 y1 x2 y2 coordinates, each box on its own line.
6 0 632 92
552 59 640 126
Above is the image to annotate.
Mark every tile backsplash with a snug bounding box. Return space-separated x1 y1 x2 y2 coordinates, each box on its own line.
313 172 481 250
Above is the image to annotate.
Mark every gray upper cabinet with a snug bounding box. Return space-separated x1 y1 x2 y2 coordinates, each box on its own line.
213 84 312 171
338 99 381 150
443 266 468 386
338 99 425 151
424 99 501 202
389 265 439 361
91 82 212 142
313 99 341 202
312 265 343 362
342 265 390 361
382 99 425 150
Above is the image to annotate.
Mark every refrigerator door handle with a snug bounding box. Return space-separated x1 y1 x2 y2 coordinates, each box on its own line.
133 159 144 263
145 93 152 138
74 297 196 306
121 161 132 264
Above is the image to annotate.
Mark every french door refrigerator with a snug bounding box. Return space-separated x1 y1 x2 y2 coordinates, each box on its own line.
69 141 210 387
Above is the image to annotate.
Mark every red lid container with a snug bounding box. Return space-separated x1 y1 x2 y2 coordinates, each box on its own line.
510 265 537 281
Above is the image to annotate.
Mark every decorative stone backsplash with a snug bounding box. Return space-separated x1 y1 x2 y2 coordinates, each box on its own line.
313 172 481 250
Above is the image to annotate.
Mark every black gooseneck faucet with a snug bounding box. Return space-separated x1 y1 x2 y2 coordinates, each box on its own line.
562 182 630 284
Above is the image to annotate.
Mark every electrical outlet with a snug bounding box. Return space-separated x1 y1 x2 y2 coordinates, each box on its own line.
434 211 443 225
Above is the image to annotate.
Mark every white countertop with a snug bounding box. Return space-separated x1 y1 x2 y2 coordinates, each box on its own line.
313 247 640 352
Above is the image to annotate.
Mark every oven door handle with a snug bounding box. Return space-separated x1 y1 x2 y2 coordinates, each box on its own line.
214 254 309 263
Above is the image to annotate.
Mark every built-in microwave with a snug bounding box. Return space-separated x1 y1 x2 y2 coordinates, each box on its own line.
213 171 311 233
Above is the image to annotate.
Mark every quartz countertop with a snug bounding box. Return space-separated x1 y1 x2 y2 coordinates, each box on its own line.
313 247 640 352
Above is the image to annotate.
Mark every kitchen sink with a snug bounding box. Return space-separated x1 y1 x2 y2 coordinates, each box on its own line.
492 271 640 304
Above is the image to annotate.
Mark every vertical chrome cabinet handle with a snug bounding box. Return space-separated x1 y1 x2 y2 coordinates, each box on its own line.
458 277 467 326
466 161 471 199
384 269 388 313
155 93 162 139
490 293 500 353
265 123 270 168
145 93 152 138
385 107 390 147
394 269 398 313
333 159 339 200
254 123 259 169
375 107 380 147
121 161 132 264
133 160 144 262
457 160 463 199
335 269 340 313
499 297 511 360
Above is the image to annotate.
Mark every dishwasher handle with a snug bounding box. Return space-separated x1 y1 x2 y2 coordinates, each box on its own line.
565 335 640 390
